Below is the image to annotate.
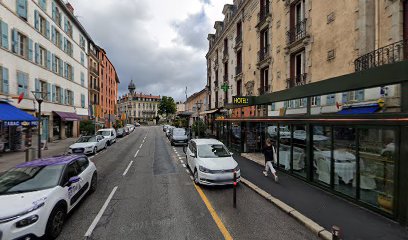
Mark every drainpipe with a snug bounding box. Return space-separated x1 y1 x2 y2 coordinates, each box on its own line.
375 0 380 49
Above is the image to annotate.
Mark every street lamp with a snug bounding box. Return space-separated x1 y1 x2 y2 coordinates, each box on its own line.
195 101 203 138
32 91 45 158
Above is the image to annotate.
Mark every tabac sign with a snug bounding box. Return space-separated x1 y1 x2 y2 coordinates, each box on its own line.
232 96 254 106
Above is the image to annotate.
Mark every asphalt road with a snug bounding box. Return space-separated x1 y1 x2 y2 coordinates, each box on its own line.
57 126 317 240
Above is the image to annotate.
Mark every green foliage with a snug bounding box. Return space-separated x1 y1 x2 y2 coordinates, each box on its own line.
192 119 206 138
173 118 188 128
80 120 95 135
158 96 177 117
114 120 123 129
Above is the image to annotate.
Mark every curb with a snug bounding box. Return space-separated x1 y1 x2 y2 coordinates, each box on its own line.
241 177 332 240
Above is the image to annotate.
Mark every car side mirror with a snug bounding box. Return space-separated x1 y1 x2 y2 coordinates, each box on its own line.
189 152 196 158
66 176 80 187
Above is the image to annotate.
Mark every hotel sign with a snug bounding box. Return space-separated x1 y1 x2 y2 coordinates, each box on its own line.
232 96 254 106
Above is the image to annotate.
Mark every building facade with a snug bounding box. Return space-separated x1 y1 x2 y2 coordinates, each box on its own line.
184 89 208 126
98 47 119 128
88 40 101 126
206 0 408 223
117 80 160 125
0 0 90 146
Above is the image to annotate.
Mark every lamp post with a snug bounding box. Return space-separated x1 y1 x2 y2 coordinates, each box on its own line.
32 91 45 158
195 101 203 138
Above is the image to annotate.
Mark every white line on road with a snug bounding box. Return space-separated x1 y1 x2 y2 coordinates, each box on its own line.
180 160 184 164
178 157 183 160
139 144 143 149
84 186 118 238
182 164 186 168
185 169 190 174
134 150 140 158
190 176 194 181
122 161 134 176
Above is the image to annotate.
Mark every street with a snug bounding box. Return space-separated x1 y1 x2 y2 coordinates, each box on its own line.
57 126 317 240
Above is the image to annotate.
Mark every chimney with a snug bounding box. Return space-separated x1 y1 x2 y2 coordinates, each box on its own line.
66 2 74 14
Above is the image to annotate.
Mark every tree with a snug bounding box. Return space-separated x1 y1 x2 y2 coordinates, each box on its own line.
158 96 177 117
192 119 207 138
80 120 95 135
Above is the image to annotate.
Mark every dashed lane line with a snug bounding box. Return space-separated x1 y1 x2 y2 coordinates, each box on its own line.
134 150 140 158
185 169 190 174
122 161 134 176
180 160 184 164
182 164 186 168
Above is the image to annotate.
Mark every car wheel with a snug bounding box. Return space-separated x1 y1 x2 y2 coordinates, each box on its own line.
194 169 200 185
45 204 66 239
93 147 97 155
90 172 97 193
104 143 107 149
108 140 111 146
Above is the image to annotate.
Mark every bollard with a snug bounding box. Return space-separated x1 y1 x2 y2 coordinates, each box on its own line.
332 225 341 240
233 171 237 208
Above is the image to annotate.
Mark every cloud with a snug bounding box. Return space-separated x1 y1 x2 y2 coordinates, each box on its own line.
69 0 231 101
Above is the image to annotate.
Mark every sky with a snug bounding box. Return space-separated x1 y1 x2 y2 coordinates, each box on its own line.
69 0 231 101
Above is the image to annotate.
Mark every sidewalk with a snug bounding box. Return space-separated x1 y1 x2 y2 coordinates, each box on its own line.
236 153 408 240
0 137 78 172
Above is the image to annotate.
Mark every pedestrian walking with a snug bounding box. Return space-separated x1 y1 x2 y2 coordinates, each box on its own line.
263 138 278 182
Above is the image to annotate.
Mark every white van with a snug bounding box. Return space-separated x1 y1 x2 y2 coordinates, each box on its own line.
97 128 117 145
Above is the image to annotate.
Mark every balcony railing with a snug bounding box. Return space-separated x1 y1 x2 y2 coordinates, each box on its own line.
258 45 269 62
286 73 307 88
235 34 242 45
90 67 99 75
235 65 242 75
286 18 307 45
258 85 270 95
354 39 408 72
90 85 100 92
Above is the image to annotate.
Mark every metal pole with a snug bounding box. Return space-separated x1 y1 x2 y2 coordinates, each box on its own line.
233 171 237 208
37 101 42 158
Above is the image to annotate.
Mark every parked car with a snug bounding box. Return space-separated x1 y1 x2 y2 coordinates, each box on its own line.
163 125 170 132
69 135 108 155
0 155 97 240
135 122 141 127
126 124 135 132
170 128 188 146
96 128 117 145
166 126 174 138
116 128 125 138
124 126 130 135
185 139 240 185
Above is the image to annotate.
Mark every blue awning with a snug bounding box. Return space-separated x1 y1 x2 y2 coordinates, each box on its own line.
338 104 379 115
0 102 37 126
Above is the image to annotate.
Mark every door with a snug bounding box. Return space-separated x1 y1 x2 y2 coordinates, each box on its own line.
62 161 81 209
41 116 49 141
76 157 92 197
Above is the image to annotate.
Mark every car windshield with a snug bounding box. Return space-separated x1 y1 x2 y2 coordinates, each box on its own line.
77 136 91 143
88 136 98 142
173 129 186 136
198 144 231 158
97 131 111 137
0 165 65 195
118 128 124 133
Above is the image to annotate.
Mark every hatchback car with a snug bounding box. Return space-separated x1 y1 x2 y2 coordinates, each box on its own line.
116 128 125 138
96 128 116 145
69 135 108 155
170 128 188 146
185 139 240 185
0 155 97 240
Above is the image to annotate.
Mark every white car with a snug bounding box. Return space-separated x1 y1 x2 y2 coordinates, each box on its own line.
69 135 108 155
0 155 97 240
97 128 117 145
185 139 240 185
126 124 135 132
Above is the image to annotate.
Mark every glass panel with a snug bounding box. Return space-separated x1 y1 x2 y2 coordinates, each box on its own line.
278 125 291 171
313 126 332 186
292 125 307 177
333 127 357 198
246 122 262 153
230 122 241 152
359 128 395 214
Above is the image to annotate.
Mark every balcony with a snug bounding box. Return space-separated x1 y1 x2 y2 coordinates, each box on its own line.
258 45 270 63
235 65 242 75
286 73 307 89
234 34 243 50
90 67 99 76
354 39 408 72
90 85 100 92
286 19 308 45
256 5 271 30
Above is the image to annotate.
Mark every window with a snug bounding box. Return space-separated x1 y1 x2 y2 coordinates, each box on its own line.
12 30 32 60
52 28 62 48
79 35 85 50
16 71 28 95
80 72 84 86
64 63 73 80
16 0 28 20
326 94 336 106
81 94 85 108
35 44 46 67
80 52 85 65
0 66 10 94
64 17 73 38
66 90 74 106
52 55 61 74
55 85 61 103
0 20 9 49
34 11 49 38
38 0 47 11
311 96 321 106
65 38 73 56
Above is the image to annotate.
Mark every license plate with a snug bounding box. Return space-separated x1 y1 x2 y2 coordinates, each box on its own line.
74 149 82 153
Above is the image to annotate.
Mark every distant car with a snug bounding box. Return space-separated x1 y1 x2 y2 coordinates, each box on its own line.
166 126 175 139
170 128 188 146
124 126 130 135
96 128 116 145
69 135 108 155
185 139 240 185
126 124 135 132
116 128 125 138
0 155 97 240
135 122 141 127
162 125 170 132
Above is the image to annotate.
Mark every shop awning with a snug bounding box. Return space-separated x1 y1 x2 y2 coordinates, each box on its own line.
199 109 219 115
337 104 379 115
0 102 37 126
53 111 81 121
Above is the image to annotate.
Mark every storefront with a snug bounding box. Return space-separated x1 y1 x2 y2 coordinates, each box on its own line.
0 101 37 152
52 111 81 140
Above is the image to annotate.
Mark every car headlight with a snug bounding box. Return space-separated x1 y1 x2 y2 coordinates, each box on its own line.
16 214 39 228
86 146 94 149
233 165 240 172
199 166 212 173
0 199 45 224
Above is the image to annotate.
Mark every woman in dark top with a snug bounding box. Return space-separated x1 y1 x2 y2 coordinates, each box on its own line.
263 138 278 182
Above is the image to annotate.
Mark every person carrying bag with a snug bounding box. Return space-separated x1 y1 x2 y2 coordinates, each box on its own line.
263 138 278 182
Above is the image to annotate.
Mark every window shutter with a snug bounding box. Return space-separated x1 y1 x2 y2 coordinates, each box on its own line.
51 54 55 72
64 62 68 78
64 89 68 104
60 88 64 104
52 84 56 102
17 72 23 94
71 91 74 106
17 0 28 19
342 92 348 103
35 78 40 93
46 50 51 70
45 20 50 39
63 37 67 52
80 72 84 86
2 67 9 94
40 0 46 10
71 66 74 81
12 29 18 53
316 96 321 106
34 10 39 30
23 73 28 95
1 20 9 49
52 1 56 20
59 34 63 49
34 43 39 63
47 83 51 101
81 52 84 65
64 16 68 33
51 26 55 43
28 38 33 61
357 89 365 101
59 59 63 76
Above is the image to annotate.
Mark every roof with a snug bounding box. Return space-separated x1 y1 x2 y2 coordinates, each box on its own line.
186 88 207 103
15 155 82 168
193 138 223 146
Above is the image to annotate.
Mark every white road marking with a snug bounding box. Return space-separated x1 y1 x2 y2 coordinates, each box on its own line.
178 157 183 160
134 150 140 158
122 161 134 176
190 176 194 181
139 144 143 149
85 186 118 238
180 160 184 164
185 169 190 174
182 164 186 168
